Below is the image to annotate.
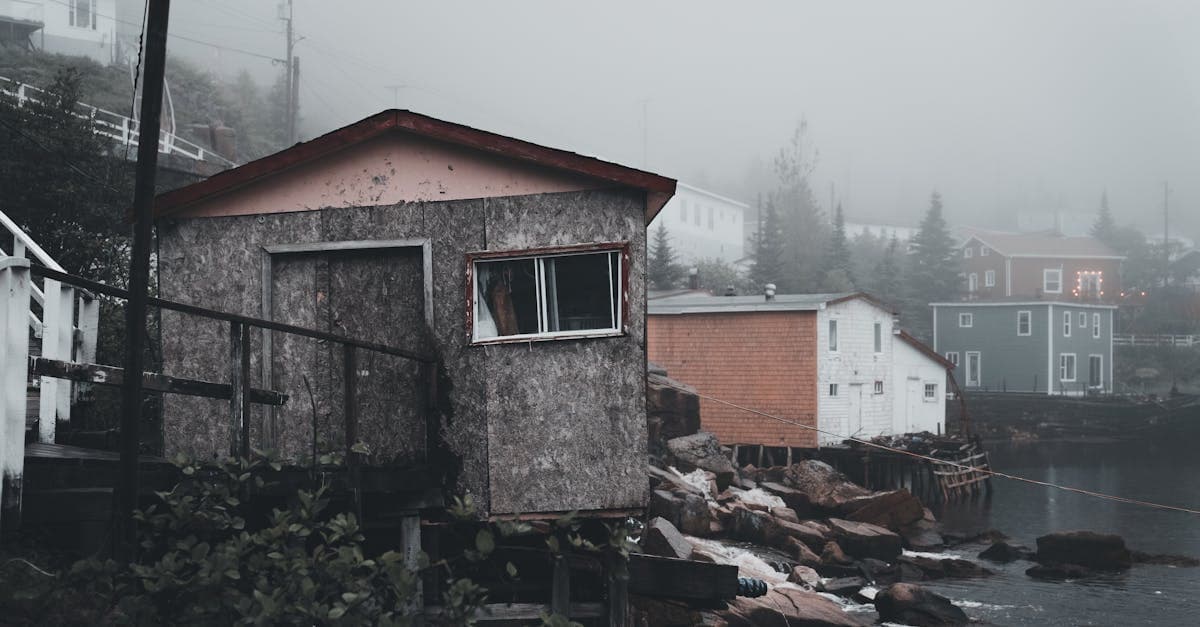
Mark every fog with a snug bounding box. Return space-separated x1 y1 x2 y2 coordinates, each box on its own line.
153 0 1199 237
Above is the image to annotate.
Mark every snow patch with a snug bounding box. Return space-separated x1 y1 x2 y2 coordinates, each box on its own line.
687 537 789 583
669 467 714 500
730 487 786 509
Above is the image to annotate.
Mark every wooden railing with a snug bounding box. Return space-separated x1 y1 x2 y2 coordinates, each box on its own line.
1113 333 1199 348
1 262 437 531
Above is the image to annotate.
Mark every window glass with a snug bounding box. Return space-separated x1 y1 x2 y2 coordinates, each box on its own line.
946 352 959 366
829 320 838 351
829 383 839 396
874 322 882 353
1044 268 1063 293
1060 354 1076 381
1079 312 1087 328
985 270 995 287
1093 313 1101 338
924 383 937 399
964 247 973 258
959 313 973 327
1063 311 1072 337
874 380 884 394
1018 310 1031 336
473 249 620 341
968 273 978 292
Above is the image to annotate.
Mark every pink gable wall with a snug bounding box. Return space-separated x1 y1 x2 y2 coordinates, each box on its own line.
171 133 609 218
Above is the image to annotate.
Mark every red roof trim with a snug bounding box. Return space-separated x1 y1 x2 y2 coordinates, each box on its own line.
153 110 676 223
897 329 955 370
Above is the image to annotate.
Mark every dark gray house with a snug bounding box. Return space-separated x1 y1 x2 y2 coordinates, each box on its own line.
931 301 1115 395
151 110 676 518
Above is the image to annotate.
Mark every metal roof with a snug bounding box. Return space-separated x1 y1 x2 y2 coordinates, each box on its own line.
648 292 865 315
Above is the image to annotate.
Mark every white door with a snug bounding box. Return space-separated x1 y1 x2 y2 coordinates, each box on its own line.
966 351 981 387
905 379 921 433
847 383 863 438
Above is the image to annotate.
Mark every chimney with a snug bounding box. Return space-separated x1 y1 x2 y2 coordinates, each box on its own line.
724 285 736 297
688 267 699 290
764 283 776 301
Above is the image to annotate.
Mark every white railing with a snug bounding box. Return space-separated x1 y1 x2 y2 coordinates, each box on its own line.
0 209 98 444
0 75 237 168
1113 334 1199 348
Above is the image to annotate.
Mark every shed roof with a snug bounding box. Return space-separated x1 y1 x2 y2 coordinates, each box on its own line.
896 329 955 370
648 291 893 315
961 228 1122 259
153 110 677 223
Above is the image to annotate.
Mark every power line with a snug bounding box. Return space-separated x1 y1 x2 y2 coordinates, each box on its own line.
660 380 1200 516
124 0 148 163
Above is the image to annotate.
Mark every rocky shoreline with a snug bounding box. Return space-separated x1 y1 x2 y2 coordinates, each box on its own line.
634 430 1198 626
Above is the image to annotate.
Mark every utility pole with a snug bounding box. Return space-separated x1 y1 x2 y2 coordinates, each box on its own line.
281 0 295 143
118 0 171 559
1163 181 1170 287
291 56 300 142
640 98 648 169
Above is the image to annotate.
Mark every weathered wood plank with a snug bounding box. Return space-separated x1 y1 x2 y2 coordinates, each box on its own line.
551 554 571 617
2 260 32 533
29 357 287 406
627 553 738 600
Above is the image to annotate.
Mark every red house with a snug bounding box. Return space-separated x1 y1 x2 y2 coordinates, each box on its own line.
959 230 1123 302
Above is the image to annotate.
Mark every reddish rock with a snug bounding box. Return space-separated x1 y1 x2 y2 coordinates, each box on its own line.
782 461 871 512
771 506 800 523
718 587 868 626
874 583 968 627
827 518 903 561
646 373 701 447
787 536 823 567
642 517 693 560
666 432 737 491
1034 530 1132 571
821 540 852 565
679 493 716 536
788 564 822 587
900 519 945 551
842 489 924 530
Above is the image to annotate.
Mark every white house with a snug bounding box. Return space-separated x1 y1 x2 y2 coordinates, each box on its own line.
0 0 118 65
891 329 953 436
648 182 748 266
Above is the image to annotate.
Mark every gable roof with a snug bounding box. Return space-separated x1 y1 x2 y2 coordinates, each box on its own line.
896 329 955 370
153 110 677 223
648 291 895 315
960 228 1122 259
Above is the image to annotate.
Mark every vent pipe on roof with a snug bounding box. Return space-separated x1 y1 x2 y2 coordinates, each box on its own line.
765 283 776 301
688 267 699 290
724 285 737 297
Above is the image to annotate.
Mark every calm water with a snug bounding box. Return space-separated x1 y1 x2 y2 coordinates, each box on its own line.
925 438 1200 626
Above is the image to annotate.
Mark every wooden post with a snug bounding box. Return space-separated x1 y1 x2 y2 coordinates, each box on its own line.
229 321 250 458
606 549 629 627
343 344 361 519
401 514 424 625
38 279 73 442
117 0 172 559
73 294 99 403
551 554 570 618
1 258 31 533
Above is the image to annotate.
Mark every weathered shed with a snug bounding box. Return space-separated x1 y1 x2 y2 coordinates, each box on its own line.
152 110 675 518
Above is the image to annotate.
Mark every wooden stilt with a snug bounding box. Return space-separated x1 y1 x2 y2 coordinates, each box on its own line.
551 554 570 618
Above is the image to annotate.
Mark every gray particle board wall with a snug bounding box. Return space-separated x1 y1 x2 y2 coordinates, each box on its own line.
157 189 648 516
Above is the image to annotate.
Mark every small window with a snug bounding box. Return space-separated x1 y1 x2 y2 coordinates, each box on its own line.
945 352 959 367
1044 268 1063 293
1063 311 1072 337
1060 353 1077 382
1079 312 1087 328
980 247 990 257
968 273 978 292
873 322 882 353
70 0 96 29
964 247 974 259
829 383 839 396
985 270 995 287
1093 313 1101 338
924 383 938 399
693 205 701 226
471 245 624 343
1017 310 1031 336
829 319 838 351
959 313 973 328
874 380 884 394
707 206 714 229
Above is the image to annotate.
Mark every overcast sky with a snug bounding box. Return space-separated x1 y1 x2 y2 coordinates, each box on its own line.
155 0 1200 237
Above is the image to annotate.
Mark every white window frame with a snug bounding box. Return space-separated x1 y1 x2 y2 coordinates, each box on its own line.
469 243 626 344
1044 268 1063 294
964 247 974 259
959 312 973 328
945 351 959 367
980 247 990 257
968 273 978 292
965 351 981 386
829 383 839 396
1088 354 1103 388
829 319 839 352
873 322 883 353
1063 310 1072 337
1079 312 1087 328
1092 312 1101 338
924 383 938 401
69 0 97 30
1017 310 1032 336
874 380 884 395
1059 353 1077 382
984 270 995 287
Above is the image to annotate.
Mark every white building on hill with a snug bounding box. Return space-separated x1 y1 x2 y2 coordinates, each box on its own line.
0 0 118 65
648 183 748 266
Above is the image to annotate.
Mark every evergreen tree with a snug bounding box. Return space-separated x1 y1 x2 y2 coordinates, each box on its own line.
648 222 685 290
903 191 959 340
822 203 855 291
748 198 787 291
871 234 904 306
772 120 829 292
1091 191 1117 245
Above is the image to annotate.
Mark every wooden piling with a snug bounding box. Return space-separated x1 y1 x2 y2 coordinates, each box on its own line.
1 259 31 533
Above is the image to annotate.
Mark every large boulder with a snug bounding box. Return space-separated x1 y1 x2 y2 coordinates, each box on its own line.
647 373 702 448
648 489 684 529
760 481 816 517
788 564 822 587
665 432 737 491
768 519 833 553
718 587 869 626
782 461 871 512
827 518 903 561
1034 531 1132 571
874 583 969 627
841 489 925 530
979 540 1034 563
642 517 693 560
899 519 945 551
679 493 716 537
899 555 994 579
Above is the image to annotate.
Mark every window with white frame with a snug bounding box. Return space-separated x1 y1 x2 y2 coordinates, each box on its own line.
959 313 973 328
1059 353 1076 382
1079 312 1087 328
679 200 687 222
829 383 839 396
874 380 884 394
874 322 883 353
1093 312 1101 338
985 270 995 287
966 351 981 386
470 245 624 343
1063 310 1072 337
946 351 959 367
1017 310 1031 336
980 247 990 257
968 273 978 292
829 319 838 351
1044 268 1063 293
1089 354 1103 387
964 247 974 258
70 0 97 29
924 383 938 400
